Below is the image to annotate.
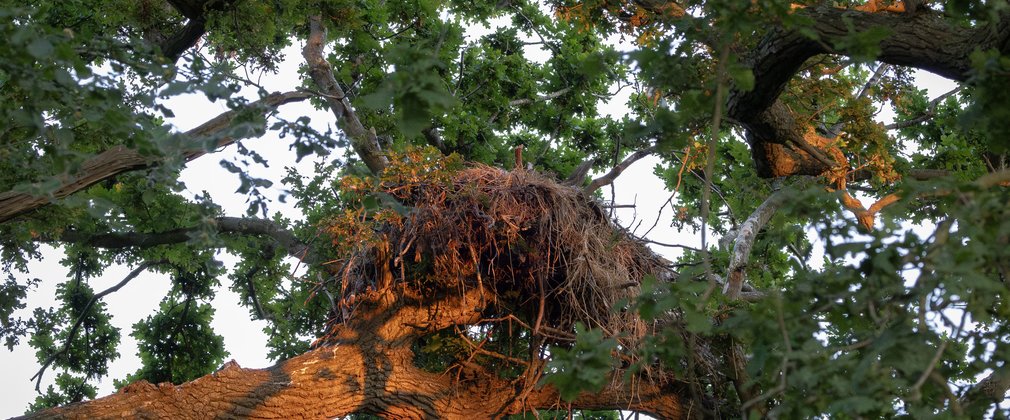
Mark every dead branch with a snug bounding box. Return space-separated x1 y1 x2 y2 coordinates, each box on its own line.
836 190 901 231
508 87 573 107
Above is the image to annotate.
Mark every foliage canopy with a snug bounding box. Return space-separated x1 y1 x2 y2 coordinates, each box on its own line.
3 0 1010 418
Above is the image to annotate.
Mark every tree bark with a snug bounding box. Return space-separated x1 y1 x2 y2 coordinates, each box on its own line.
0 91 309 224
729 7 1010 177
21 288 685 419
55 216 315 264
302 15 388 175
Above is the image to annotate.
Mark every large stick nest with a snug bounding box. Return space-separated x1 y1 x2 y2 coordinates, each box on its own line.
322 153 671 344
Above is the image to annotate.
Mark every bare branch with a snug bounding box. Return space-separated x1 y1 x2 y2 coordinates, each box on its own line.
584 146 658 194
489 87 574 123
827 63 891 136
302 15 388 175
856 63 890 101
0 91 310 223
639 238 701 252
836 190 901 231
508 87 573 107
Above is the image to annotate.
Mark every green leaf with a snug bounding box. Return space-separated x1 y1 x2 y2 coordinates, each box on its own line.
27 38 54 59
729 66 755 92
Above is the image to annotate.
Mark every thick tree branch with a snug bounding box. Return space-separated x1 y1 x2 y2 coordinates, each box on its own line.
731 8 1004 121
157 17 207 62
563 158 596 186
57 216 314 264
302 15 388 175
157 1 241 62
584 146 658 194
730 7 1009 177
23 289 686 419
0 91 310 223
724 185 796 300
421 127 448 153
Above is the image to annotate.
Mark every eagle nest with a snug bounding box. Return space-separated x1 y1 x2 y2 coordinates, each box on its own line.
319 149 671 345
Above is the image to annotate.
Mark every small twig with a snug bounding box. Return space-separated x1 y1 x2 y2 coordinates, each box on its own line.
638 238 701 252
741 296 792 412
513 5 561 57
910 309 967 398
455 327 530 366
670 148 739 226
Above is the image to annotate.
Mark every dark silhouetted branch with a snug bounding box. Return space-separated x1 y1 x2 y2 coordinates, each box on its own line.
585 146 658 194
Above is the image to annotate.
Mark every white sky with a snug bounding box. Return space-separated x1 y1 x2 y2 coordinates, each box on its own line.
0 24 964 418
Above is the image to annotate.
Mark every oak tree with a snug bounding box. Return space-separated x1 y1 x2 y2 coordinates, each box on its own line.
3 0 1010 418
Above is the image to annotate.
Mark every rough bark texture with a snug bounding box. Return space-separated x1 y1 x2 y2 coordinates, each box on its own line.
302 15 388 175
725 185 792 300
16 6 1010 420
21 288 684 419
730 7 1010 177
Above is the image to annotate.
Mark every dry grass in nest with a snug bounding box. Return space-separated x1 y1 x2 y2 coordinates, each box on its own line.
324 161 668 347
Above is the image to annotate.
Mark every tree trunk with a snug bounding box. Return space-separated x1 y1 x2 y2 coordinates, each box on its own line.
20 288 686 419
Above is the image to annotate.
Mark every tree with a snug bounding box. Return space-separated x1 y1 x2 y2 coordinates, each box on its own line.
3 0 1010 418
